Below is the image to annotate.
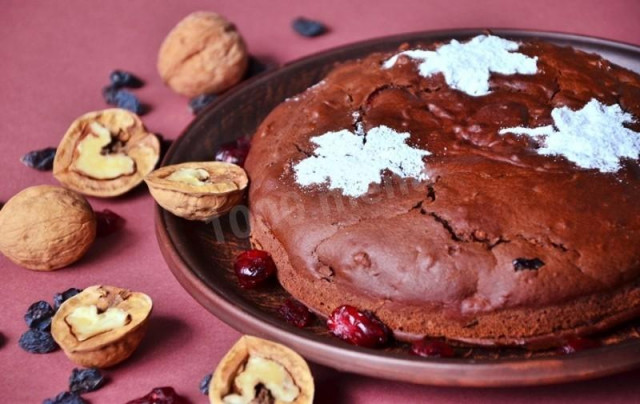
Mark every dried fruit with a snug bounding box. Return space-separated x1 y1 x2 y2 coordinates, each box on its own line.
210 335 314 404
0 185 96 271
114 90 144 115
513 257 545 271
214 137 251 167
43 391 87 404
25 300 55 331
157 11 248 97
189 93 217 115
53 109 160 197
557 337 601 354
54 288 83 311
327 305 391 348
18 329 59 353
69 367 105 394
110 70 144 88
292 17 327 37
234 250 277 289
20 147 56 171
410 338 456 358
126 387 187 404
51 285 153 368
145 161 248 221
199 372 212 395
278 299 314 328
96 209 125 237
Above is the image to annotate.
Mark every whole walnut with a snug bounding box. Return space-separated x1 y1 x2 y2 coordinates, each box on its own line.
157 12 249 97
0 185 96 271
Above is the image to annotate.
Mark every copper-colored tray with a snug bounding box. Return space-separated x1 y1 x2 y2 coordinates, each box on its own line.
155 29 640 387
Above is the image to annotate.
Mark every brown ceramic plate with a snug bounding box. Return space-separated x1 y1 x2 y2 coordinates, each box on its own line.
155 29 640 387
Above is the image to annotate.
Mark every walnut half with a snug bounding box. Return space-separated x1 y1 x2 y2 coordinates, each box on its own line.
53 108 160 197
210 336 314 404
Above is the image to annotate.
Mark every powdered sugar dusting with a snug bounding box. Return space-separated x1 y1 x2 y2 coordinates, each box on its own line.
294 125 430 197
499 99 640 172
383 35 537 96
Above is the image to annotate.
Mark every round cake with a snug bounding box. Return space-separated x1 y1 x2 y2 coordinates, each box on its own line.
244 35 640 347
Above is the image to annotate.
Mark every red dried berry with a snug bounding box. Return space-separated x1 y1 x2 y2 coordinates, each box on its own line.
327 305 391 348
125 386 187 404
557 337 601 354
95 209 125 237
278 298 314 328
410 338 455 358
214 137 251 167
234 250 277 288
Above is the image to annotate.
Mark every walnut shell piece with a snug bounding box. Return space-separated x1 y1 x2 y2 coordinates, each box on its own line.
53 108 160 197
51 285 153 368
157 11 249 97
210 335 314 404
0 185 96 271
144 162 248 221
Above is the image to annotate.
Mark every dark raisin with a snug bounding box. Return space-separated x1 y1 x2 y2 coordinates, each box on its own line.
25 300 55 331
557 337 601 354
102 84 120 105
53 288 83 311
20 147 57 171
410 338 456 358
126 386 187 404
278 298 314 328
199 372 212 395
96 209 125 237
43 391 88 404
234 250 277 288
327 305 391 348
513 257 545 271
292 17 327 37
114 90 144 114
189 94 218 115
69 367 105 394
214 137 251 167
110 70 144 88
18 329 59 353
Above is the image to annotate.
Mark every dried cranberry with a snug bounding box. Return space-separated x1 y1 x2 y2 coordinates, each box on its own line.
292 17 327 37
95 209 125 237
234 250 277 288
214 137 251 167
278 298 314 328
410 338 455 358
53 288 83 311
327 305 391 348
125 386 187 404
24 300 54 331
69 367 105 394
557 337 601 354
199 372 212 395
20 147 56 171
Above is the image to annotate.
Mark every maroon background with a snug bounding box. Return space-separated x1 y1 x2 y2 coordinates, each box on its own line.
1 1 639 403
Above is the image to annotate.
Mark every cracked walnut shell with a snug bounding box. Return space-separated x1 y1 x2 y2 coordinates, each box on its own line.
144 161 248 221
0 185 96 271
157 11 248 97
51 285 153 368
210 335 314 404
53 108 160 197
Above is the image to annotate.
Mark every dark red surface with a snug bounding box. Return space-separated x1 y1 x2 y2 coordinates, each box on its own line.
1 1 640 403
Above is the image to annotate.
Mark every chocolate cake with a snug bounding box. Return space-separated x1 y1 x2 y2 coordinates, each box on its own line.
243 35 640 346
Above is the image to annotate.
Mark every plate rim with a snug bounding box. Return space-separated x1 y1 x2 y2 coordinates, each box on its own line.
156 28 640 387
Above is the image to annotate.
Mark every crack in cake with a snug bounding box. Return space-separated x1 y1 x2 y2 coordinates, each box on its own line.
243 35 640 347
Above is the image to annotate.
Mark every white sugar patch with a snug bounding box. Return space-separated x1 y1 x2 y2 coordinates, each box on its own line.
294 125 430 197
499 99 640 172
383 35 537 96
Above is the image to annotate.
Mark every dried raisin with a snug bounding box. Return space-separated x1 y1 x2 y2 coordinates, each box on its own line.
53 288 83 311
292 17 327 37
69 367 105 394
110 70 144 88
18 329 58 353
20 147 56 171
24 300 54 331
189 94 217 115
43 391 87 404
199 372 212 395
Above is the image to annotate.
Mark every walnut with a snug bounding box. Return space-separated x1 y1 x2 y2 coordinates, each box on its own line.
51 285 153 368
157 11 248 97
53 108 160 197
210 336 314 404
0 185 96 271
144 162 248 221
